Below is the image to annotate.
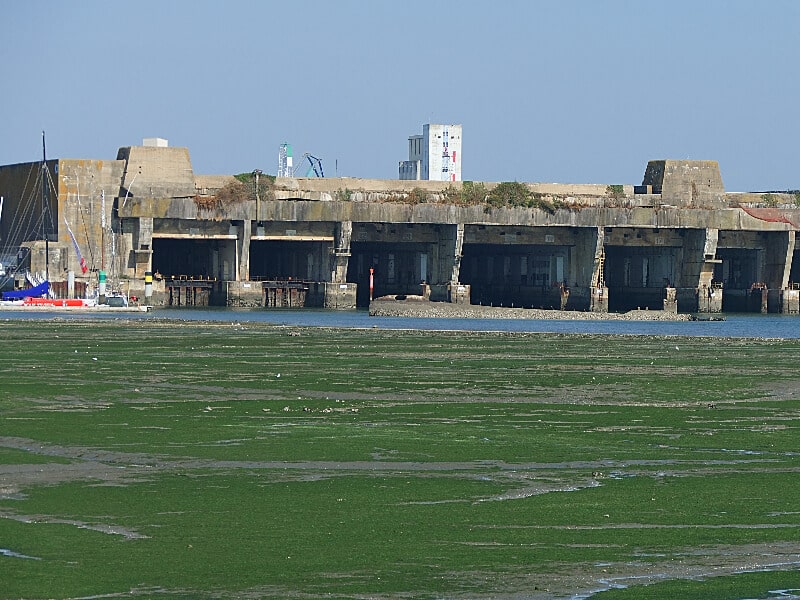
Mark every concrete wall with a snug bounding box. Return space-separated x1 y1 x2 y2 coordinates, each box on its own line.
120 196 796 233
58 158 126 277
643 160 726 207
116 146 195 199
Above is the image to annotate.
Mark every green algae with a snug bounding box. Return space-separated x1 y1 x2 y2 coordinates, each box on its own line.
0 319 798 599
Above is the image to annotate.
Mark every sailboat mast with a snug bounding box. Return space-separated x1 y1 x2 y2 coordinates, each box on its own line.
101 190 106 272
42 131 49 283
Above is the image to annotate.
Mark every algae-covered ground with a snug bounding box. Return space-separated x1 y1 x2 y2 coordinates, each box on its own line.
0 318 799 599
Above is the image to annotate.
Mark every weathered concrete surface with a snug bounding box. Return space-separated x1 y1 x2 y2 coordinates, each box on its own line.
316 282 357 309
4 145 800 314
225 281 263 308
119 198 800 232
116 146 196 199
275 176 617 198
642 160 726 208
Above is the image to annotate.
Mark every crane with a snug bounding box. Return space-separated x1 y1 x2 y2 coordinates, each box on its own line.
293 153 324 178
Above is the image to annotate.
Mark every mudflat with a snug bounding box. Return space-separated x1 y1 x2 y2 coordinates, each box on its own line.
1 319 798 599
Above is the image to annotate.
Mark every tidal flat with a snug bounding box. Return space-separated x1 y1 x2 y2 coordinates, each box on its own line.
1 318 799 599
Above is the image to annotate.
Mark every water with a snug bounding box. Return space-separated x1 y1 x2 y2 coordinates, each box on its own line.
5 307 800 338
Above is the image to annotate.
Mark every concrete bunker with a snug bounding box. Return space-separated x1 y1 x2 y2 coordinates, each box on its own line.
5 145 800 315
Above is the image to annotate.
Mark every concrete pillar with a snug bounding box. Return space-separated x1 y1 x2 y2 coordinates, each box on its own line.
664 287 677 313
431 223 467 302
451 222 464 285
697 285 723 313
702 228 723 313
684 228 723 313
590 286 608 312
699 228 719 288
236 220 251 282
315 221 357 309
782 287 800 313
590 227 608 312
133 217 154 278
331 221 352 283
319 282 357 309
448 281 471 304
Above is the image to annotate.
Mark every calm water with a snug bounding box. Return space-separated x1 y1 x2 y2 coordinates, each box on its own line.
5 307 800 338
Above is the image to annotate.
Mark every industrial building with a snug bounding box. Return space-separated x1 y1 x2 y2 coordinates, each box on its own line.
399 124 462 181
1 138 799 313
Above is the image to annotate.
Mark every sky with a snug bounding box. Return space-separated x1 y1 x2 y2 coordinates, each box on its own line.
1 0 798 192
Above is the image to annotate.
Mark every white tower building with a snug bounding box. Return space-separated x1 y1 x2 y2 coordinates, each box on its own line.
399 124 462 181
278 143 293 178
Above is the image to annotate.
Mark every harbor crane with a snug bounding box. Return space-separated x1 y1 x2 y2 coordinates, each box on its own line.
293 153 324 177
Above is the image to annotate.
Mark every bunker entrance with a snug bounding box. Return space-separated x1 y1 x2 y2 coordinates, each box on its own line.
152 238 234 281
460 244 570 308
603 246 676 312
249 240 330 282
348 241 430 307
790 249 800 286
714 248 761 311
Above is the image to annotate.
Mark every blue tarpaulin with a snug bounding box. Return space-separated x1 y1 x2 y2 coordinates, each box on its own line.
2 281 49 300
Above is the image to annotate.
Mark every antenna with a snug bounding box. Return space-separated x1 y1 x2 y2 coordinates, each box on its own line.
41 131 50 284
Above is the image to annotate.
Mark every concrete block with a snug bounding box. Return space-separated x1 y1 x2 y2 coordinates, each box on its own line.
590 286 608 312
226 281 263 308
664 287 677 314
448 282 471 304
318 282 357 309
697 286 723 313
782 289 800 314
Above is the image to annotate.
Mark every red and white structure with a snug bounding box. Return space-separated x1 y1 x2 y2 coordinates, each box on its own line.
399 124 462 182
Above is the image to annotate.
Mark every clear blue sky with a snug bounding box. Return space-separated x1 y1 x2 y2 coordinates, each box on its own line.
2 0 798 192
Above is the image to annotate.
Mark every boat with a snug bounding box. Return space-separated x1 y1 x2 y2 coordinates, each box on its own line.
22 297 95 307
0 134 55 301
0 134 150 312
0 290 149 311
1 280 50 300
0 275 148 311
0 301 149 312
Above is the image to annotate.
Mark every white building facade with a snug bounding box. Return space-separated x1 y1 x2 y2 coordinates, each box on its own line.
399 124 462 181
